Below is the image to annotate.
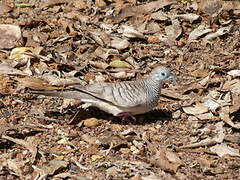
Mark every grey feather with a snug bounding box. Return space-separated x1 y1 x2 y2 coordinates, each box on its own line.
31 66 176 116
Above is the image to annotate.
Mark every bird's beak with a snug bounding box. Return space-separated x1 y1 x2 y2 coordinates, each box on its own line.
167 75 177 83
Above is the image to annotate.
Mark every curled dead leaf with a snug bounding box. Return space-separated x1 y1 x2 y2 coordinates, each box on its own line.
0 24 22 49
16 77 62 90
227 70 240 77
109 60 132 69
0 63 27 76
188 23 212 43
83 118 102 128
210 143 240 157
119 25 145 39
204 26 231 40
182 104 209 115
110 37 130 50
165 18 182 44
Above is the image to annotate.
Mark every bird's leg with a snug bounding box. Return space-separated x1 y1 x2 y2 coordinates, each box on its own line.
116 112 136 121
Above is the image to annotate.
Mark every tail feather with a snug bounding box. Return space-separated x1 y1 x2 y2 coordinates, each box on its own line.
30 90 90 100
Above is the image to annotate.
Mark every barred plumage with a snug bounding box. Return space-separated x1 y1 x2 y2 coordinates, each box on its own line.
31 66 176 119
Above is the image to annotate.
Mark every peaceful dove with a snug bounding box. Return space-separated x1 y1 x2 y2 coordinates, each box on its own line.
31 66 176 120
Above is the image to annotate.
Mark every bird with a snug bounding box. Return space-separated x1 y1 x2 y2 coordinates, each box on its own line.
31 66 176 120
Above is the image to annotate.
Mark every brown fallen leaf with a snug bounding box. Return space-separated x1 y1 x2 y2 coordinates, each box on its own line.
172 13 200 23
197 156 212 173
119 25 145 39
150 148 181 173
94 47 119 60
0 3 13 15
220 106 240 129
191 69 210 78
165 18 182 45
199 0 223 16
36 159 69 176
40 0 70 9
113 0 174 23
182 104 209 115
188 23 212 43
110 71 135 79
9 47 33 62
91 154 103 161
0 24 22 49
83 118 102 128
2 135 38 163
16 77 63 90
204 26 231 40
0 76 14 94
210 143 240 157
89 60 109 70
109 60 132 69
110 37 130 50
72 0 87 9
151 11 169 21
230 94 240 114
7 159 26 178
179 122 224 149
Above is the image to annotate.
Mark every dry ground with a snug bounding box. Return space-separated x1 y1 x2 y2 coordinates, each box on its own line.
0 0 240 179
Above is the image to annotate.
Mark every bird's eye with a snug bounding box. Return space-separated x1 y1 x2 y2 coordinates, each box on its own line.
161 72 166 76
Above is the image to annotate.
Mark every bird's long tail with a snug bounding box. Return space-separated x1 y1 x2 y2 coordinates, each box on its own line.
30 90 91 100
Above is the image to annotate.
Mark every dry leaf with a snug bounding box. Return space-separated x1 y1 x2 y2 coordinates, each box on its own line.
9 47 33 61
91 155 103 161
94 47 119 59
220 106 240 129
227 70 240 77
2 135 38 163
230 94 240 114
199 0 223 16
150 149 180 172
196 112 215 120
16 77 62 90
204 26 231 40
114 0 174 23
40 0 70 9
0 3 13 15
172 13 200 23
119 25 145 39
188 23 212 42
0 24 22 49
210 143 240 157
109 60 132 69
37 160 69 177
180 122 224 148
89 60 109 69
110 71 135 79
182 104 209 115
165 18 182 44
0 63 27 76
110 37 130 50
151 11 169 21
83 118 102 128
0 76 14 94
203 99 220 113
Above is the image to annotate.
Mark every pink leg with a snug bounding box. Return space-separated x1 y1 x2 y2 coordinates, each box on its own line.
116 112 136 121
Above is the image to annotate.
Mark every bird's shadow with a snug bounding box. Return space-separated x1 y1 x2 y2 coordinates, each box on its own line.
68 107 173 125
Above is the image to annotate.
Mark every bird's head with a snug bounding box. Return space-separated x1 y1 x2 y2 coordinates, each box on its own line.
149 66 176 83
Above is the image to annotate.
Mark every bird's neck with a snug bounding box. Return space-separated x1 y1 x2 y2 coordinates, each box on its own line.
144 76 163 94
146 76 163 89
141 76 163 108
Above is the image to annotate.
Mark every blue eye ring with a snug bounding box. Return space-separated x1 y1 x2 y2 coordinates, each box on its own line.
161 72 166 76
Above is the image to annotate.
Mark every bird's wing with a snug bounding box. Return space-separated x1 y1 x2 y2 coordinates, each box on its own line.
71 81 147 108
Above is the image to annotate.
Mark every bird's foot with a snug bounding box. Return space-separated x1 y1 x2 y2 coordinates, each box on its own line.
116 112 136 122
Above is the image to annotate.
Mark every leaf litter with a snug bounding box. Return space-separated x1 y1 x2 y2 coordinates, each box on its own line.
0 0 240 179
